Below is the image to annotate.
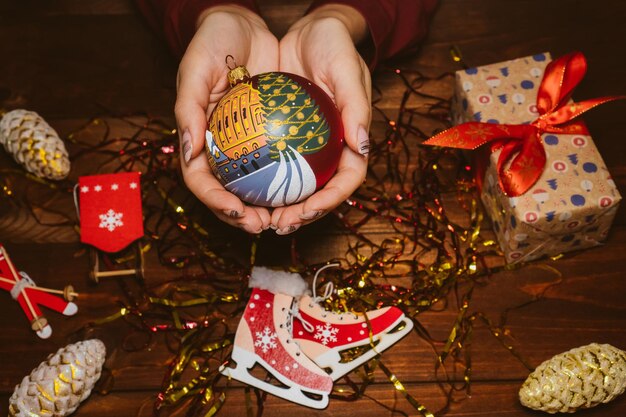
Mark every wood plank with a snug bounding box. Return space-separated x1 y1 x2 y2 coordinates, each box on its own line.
1 113 624 244
3 380 626 417
2 1 626 416
0 14 176 119
2 0 625 117
1 228 625 391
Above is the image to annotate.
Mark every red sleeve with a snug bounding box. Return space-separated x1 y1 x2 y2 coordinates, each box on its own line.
307 0 439 68
135 0 259 58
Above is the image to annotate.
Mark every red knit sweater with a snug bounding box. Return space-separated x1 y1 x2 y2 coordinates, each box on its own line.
135 0 438 68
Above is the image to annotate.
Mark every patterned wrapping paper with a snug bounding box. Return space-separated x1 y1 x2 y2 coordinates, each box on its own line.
451 53 622 263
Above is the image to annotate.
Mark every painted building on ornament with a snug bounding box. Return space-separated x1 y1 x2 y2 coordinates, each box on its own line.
206 81 276 183
209 82 267 160
206 129 273 184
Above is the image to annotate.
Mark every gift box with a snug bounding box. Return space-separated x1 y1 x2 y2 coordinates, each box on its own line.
435 52 621 263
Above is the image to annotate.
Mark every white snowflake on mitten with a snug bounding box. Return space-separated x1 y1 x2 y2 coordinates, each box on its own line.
254 326 277 353
314 322 338 345
99 209 124 232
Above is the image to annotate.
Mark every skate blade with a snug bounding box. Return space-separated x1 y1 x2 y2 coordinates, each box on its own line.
320 315 414 380
220 348 330 409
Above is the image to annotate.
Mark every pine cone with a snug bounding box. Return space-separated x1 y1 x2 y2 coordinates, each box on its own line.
519 343 626 413
0 109 70 180
9 339 106 417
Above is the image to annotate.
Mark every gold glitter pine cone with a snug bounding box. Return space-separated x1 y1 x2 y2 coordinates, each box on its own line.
519 343 626 413
0 109 70 180
9 339 106 417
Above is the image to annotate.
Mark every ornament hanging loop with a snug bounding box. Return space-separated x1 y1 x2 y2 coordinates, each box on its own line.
225 55 250 87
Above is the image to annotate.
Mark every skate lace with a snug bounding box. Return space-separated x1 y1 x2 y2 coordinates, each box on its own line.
311 263 339 302
287 301 314 333
309 263 359 321
282 264 341 342
280 301 313 354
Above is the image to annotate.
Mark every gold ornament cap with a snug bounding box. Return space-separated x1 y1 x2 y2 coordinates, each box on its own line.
226 55 250 87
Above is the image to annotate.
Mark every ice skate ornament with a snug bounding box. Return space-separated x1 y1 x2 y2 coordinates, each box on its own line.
76 172 145 283
293 264 414 380
0 244 78 339
219 267 333 409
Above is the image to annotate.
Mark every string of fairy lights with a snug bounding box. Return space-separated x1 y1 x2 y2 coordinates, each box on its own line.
0 67 550 417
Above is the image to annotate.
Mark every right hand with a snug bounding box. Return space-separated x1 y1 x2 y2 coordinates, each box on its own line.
175 5 279 233
270 5 372 234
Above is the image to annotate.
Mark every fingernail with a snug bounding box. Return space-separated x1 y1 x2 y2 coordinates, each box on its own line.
223 209 243 218
357 125 370 156
182 129 193 164
276 224 300 235
299 210 325 221
269 224 277 230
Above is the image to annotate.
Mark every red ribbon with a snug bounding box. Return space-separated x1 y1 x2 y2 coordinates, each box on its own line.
424 52 622 196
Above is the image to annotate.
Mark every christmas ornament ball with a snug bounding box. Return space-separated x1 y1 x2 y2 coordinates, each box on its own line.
205 62 344 207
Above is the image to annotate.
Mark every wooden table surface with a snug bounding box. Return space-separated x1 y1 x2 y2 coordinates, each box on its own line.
2 1 626 416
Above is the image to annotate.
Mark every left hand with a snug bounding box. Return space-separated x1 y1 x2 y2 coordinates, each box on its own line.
271 5 372 235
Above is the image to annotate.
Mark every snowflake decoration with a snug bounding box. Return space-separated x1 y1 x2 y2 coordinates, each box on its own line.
254 326 277 353
99 209 124 232
314 322 338 345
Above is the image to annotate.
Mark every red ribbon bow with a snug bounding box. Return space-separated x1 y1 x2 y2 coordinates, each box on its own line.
424 52 622 196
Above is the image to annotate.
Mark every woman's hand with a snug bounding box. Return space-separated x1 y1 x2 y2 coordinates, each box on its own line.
175 5 278 233
271 5 372 235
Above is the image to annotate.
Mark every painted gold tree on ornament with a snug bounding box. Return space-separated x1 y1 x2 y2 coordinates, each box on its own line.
257 73 330 160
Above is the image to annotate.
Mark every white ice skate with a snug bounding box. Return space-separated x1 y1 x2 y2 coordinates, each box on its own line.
219 267 333 409
293 264 414 380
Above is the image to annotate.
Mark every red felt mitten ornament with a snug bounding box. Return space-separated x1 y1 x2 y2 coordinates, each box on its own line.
205 57 344 207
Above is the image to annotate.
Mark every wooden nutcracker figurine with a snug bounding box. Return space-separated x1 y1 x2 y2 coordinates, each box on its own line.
0 245 78 339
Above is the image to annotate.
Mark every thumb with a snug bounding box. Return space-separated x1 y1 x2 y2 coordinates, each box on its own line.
331 57 372 156
175 70 211 164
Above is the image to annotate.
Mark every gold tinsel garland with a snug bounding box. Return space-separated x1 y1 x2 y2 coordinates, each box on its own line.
1 69 545 417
